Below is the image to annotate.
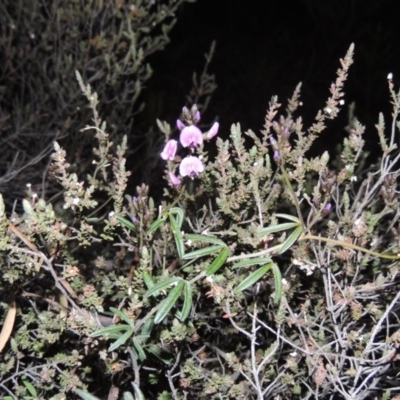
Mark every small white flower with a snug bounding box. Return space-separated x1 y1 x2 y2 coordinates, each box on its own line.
92 160 97 164
205 276 214 283
186 239 193 247
109 211 115 217
339 99 345 105
324 107 332 114
387 72 393 80
26 183 31 188
290 352 297 357
351 176 357 182
299 101 303 106
32 193 37 199
282 278 288 286
72 198 80 205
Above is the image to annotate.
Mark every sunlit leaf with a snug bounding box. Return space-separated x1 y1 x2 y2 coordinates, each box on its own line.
236 263 274 292
169 207 184 229
271 263 282 304
278 226 303 254
185 233 226 246
182 245 222 260
154 280 184 324
258 222 299 236
109 307 134 327
123 392 135 400
117 215 136 232
169 213 185 259
274 213 302 223
75 390 102 400
147 216 167 235
206 246 230 275
144 277 180 298
133 338 146 361
176 281 192 321
91 324 130 339
131 382 146 400
231 257 272 269
108 327 134 352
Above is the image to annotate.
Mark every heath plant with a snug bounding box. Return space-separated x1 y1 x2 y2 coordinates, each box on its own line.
2 43 400 400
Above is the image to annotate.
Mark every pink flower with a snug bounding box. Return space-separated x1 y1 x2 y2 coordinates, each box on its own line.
179 125 203 147
176 119 185 131
193 111 201 124
169 172 182 186
179 156 204 178
207 122 219 139
160 139 178 160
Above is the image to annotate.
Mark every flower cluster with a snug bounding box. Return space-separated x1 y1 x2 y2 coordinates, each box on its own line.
160 104 219 185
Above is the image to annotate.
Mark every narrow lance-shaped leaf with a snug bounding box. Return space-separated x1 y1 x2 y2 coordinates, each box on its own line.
108 327 135 352
274 213 302 223
271 263 282 304
232 257 272 269
183 245 222 260
169 207 184 229
185 233 226 246
117 215 137 232
144 277 180 298
131 382 146 400
278 225 303 254
206 246 230 275
177 281 192 322
91 324 131 339
109 307 134 327
147 215 167 235
75 389 102 400
133 337 147 361
169 213 185 259
154 280 185 324
236 263 274 292
258 222 299 236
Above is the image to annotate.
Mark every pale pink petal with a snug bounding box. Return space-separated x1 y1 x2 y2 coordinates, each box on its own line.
160 139 178 160
179 126 203 147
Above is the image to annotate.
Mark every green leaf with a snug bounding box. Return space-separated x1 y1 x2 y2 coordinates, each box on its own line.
232 257 272 269
274 213 302 223
176 281 192 321
22 376 37 397
271 263 282 304
236 263 274 292
278 226 303 254
110 307 134 327
123 392 135 400
185 233 226 246
74 390 102 400
154 280 184 324
182 245 222 260
206 246 230 275
258 222 299 236
131 383 146 400
144 277 180 298
169 207 184 229
133 338 147 361
169 213 185 258
142 270 158 295
91 324 131 338
108 327 135 352
117 215 136 232
140 318 154 338
148 344 173 364
147 216 166 235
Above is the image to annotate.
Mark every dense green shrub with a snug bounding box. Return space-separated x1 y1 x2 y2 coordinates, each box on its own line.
1 20 400 400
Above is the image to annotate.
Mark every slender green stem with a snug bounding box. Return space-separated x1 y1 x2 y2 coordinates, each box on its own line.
300 234 400 260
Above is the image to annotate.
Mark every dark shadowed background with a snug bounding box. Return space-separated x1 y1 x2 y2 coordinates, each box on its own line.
146 0 400 159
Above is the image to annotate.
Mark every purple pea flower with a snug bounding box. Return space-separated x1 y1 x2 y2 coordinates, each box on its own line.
207 122 219 139
160 139 178 160
193 110 201 124
176 119 185 131
169 172 182 186
179 156 204 178
179 125 203 148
